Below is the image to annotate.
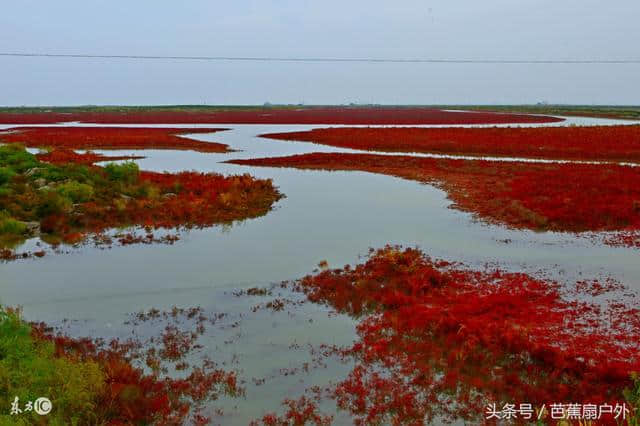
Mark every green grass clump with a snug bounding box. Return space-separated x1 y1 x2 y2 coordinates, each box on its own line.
0 167 15 186
104 161 139 184
0 212 27 236
625 373 640 425
0 145 39 173
56 181 94 203
35 191 73 217
0 308 106 425
37 163 94 185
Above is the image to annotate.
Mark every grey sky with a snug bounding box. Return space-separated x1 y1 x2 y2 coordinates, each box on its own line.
1 0 638 105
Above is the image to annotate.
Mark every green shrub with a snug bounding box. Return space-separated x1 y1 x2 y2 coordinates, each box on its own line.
36 191 72 217
625 373 640 425
0 308 105 425
0 167 14 186
0 145 39 173
104 162 139 184
52 164 92 184
0 215 27 236
134 181 160 199
56 181 94 203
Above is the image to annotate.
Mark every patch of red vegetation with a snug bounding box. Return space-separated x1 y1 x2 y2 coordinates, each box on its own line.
290 247 640 424
604 231 640 249
29 307 244 425
45 170 281 237
251 396 333 426
0 248 34 261
159 324 200 361
575 278 625 297
261 125 640 163
0 108 562 125
228 153 640 233
36 148 143 165
0 127 230 153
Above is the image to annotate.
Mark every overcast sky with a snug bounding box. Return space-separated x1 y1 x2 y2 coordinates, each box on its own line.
1 0 639 106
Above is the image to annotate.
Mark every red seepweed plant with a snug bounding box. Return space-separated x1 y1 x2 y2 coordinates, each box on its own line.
287 246 640 424
35 148 143 165
0 126 231 153
261 125 640 163
0 107 562 125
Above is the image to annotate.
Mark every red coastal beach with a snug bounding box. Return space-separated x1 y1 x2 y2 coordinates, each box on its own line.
261 124 640 163
0 107 563 125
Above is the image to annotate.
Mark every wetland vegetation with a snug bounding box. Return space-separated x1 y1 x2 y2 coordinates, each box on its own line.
0 144 281 259
2 107 640 424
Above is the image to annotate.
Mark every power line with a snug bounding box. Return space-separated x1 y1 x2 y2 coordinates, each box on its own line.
1 52 640 64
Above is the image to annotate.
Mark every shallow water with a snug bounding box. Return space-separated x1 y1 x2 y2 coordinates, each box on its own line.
1 120 639 424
